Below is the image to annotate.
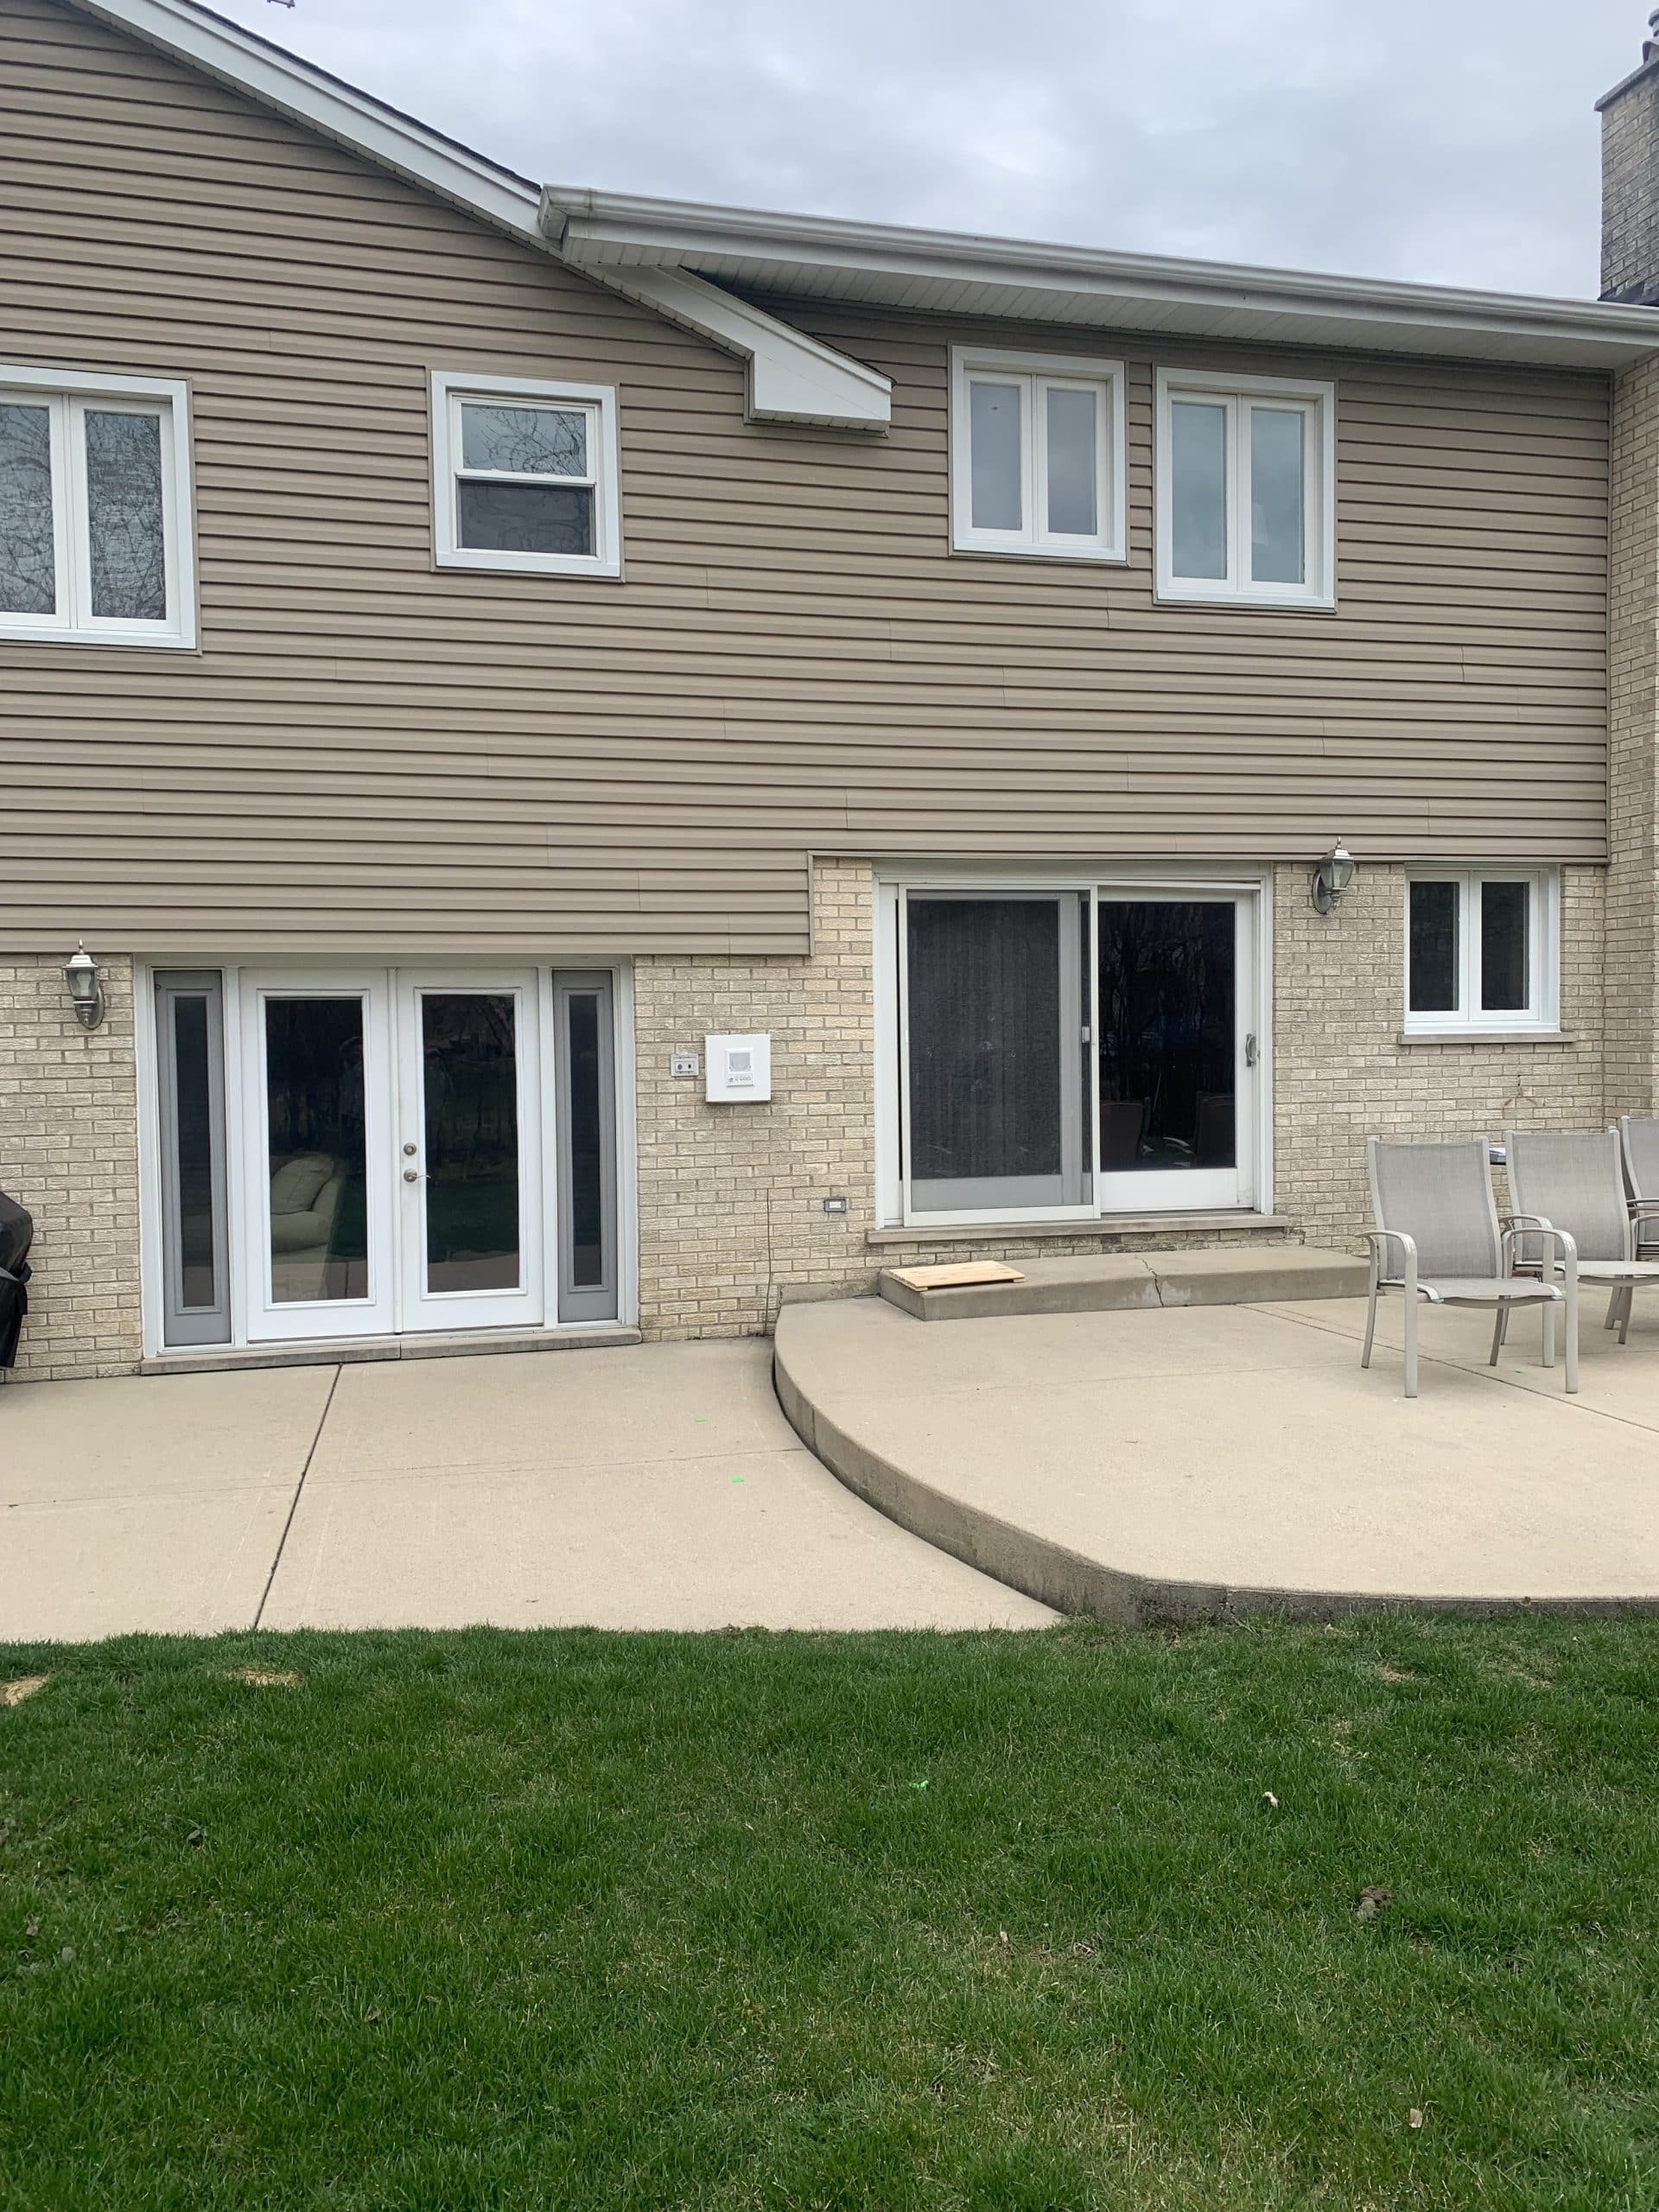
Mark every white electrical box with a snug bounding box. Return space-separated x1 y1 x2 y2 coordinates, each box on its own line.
705 1033 771 1102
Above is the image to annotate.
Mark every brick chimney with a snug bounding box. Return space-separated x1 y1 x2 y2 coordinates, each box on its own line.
1599 13 1659 302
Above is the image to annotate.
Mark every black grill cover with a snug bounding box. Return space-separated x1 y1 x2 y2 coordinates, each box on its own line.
0 1188 33 1370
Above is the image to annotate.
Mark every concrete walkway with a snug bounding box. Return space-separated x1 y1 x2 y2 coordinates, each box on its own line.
775 1292 1659 1622
0 1340 1054 1643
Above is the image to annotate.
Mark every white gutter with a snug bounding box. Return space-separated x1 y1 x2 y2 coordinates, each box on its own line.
543 187 1659 371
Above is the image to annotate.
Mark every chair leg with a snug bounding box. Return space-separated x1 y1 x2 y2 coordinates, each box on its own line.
1361 1277 1378 1371
1542 1303 1556 1370
1489 1309 1505 1368
1497 1306 1511 1349
1605 1290 1622 1332
1618 1284 1633 1348
1403 1297 1419 1400
1564 1280 1580 1395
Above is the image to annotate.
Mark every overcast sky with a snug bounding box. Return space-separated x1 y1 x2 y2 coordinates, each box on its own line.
221 0 1649 298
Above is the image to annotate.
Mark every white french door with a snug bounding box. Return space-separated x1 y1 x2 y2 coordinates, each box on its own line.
238 969 544 1342
395 972 543 1332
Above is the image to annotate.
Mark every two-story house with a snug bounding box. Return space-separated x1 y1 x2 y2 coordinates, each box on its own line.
6 0 1659 1382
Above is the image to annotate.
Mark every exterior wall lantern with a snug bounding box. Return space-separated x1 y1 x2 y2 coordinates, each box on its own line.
1311 842 1357 915
63 942 106 1030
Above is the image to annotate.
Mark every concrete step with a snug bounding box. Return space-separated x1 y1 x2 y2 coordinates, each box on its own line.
877 1245 1369 1321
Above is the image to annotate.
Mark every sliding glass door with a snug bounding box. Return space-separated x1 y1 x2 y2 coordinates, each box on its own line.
894 881 1261 1222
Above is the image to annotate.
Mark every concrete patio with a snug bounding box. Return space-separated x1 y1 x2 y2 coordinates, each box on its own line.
0 1339 1054 1643
775 1290 1659 1622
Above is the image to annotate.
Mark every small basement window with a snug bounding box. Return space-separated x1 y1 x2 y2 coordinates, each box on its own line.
430 372 621 578
950 347 1126 562
1155 368 1335 608
1404 869 1560 1034
0 365 194 647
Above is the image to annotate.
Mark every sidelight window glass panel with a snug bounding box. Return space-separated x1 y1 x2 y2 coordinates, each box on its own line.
1479 880 1530 1013
1169 401 1229 580
420 993 521 1295
906 899 1063 1192
264 997 371 1304
1408 880 1459 1014
172 995 219 1311
566 993 605 1289
1249 405 1306 586
1097 902 1236 1172
0 402 55 615
85 409 167 621
156 972 229 1347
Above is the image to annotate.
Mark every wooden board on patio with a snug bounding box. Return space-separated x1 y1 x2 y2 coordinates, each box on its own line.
885 1262 1027 1292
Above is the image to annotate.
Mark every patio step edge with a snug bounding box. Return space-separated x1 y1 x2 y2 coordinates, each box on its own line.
877 1245 1370 1321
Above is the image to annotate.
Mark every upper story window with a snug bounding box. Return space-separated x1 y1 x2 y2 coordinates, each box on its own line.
1155 369 1335 609
0 366 194 648
1405 868 1560 1035
430 372 621 579
950 346 1126 562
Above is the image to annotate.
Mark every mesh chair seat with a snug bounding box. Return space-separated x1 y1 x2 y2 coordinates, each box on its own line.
1408 1277 1561 1304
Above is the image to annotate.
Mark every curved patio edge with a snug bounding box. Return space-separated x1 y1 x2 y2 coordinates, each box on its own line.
772 1304 1659 1626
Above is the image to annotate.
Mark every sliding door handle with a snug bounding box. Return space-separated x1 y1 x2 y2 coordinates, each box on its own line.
1244 1032 1259 1068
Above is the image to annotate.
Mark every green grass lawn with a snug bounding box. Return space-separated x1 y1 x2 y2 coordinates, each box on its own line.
3 1618 1657 2211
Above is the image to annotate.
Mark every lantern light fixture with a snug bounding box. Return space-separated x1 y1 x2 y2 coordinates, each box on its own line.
1311 842 1357 916
62 942 105 1030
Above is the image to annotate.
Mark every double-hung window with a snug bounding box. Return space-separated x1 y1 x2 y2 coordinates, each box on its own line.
1155 369 1335 608
950 347 1126 561
0 366 194 647
1404 868 1560 1035
431 372 621 578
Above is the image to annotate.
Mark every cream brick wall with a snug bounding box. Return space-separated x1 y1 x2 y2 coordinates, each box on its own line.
1606 355 1659 1116
0 955 144 1382
1272 861 1607 1252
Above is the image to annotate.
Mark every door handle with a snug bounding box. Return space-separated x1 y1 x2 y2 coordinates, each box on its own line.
403 1166 420 1183
1244 1032 1259 1068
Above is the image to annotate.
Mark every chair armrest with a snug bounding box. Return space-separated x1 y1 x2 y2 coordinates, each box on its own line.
1629 1201 1659 1220
1502 1218 1578 1283
1363 1228 1418 1294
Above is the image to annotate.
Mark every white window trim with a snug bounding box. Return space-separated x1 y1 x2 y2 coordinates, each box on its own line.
429 370 622 580
1402 867 1560 1036
1154 366 1335 610
949 346 1127 563
0 364 195 648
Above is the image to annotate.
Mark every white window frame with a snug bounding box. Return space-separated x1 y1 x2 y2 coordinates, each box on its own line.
430 371 622 579
0 365 194 648
1402 868 1560 1036
1154 367 1335 610
949 346 1127 563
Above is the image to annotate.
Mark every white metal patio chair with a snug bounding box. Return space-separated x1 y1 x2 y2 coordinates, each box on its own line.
1618 1116 1659 1260
1506 1126 1659 1349
1363 1136 1574 1399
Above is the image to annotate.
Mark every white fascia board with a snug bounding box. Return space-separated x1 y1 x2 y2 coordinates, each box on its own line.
61 0 544 241
541 187 1659 371
550 252 890 429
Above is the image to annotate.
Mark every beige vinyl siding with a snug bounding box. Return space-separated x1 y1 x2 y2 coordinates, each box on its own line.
0 0 1611 957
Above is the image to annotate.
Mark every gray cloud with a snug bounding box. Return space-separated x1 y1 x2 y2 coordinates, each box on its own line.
226 0 1646 296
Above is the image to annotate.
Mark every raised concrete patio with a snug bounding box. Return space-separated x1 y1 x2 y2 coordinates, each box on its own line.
774 1291 1659 1622
0 1340 1054 1643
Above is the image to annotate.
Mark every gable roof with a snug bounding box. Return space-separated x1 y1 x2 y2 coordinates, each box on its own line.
60 0 1659 384
59 0 892 428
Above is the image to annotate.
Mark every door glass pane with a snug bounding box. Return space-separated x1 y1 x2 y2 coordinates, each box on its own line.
458 479 594 556
969 381 1022 531
264 998 370 1304
566 992 605 1288
172 995 218 1311
1097 903 1236 1171
1170 401 1228 579
420 994 521 1294
1046 385 1097 537
1249 406 1305 585
906 899 1061 1185
0 402 55 616
85 409 166 621
460 403 587 475
1408 881 1459 1014
1480 880 1530 1013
